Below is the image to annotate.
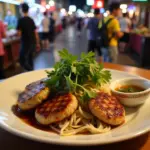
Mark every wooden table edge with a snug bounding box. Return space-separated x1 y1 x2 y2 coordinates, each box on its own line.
104 63 150 80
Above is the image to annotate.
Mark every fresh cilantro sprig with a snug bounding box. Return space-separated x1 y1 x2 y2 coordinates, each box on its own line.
45 49 111 103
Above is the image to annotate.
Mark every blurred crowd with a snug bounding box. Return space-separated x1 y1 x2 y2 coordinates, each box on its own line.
74 2 150 63
75 3 131 63
0 2 150 79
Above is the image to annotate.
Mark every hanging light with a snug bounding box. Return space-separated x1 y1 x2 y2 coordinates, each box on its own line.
49 0 55 6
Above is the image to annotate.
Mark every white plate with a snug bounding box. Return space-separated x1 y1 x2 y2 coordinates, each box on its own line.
0 69 150 146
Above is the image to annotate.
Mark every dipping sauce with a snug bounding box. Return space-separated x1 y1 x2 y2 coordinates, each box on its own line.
116 85 145 93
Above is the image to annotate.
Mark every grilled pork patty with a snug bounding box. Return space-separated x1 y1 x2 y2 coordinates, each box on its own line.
89 92 125 126
18 81 50 110
35 93 78 125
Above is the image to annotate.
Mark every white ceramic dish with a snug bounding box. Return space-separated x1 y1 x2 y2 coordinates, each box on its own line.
110 78 150 107
0 69 150 146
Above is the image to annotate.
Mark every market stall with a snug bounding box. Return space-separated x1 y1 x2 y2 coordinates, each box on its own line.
129 27 150 68
2 30 20 69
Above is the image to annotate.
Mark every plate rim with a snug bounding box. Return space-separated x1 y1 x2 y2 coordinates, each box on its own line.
0 68 150 146
0 121 149 146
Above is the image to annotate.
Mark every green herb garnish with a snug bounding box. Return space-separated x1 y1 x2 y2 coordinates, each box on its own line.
45 49 111 103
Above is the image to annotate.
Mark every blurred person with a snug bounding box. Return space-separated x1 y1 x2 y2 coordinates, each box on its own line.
49 12 55 43
98 2 123 63
119 13 131 52
67 15 71 25
40 12 50 50
84 17 89 28
55 16 62 33
131 13 138 29
76 17 83 37
87 9 102 62
0 20 6 79
4 10 17 29
62 16 67 29
17 3 40 71
119 13 131 33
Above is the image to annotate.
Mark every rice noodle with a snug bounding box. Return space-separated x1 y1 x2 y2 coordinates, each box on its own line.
50 106 111 136
49 83 111 136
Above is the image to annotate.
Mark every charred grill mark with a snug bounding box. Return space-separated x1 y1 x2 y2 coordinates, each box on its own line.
25 78 48 90
94 93 124 119
18 83 46 103
36 93 72 117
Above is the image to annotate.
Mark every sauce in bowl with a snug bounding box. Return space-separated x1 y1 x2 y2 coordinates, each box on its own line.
116 85 145 93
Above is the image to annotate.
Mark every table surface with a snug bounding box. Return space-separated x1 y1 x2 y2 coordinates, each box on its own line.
0 63 150 150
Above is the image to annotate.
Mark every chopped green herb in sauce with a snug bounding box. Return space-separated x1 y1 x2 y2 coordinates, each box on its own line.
116 85 145 93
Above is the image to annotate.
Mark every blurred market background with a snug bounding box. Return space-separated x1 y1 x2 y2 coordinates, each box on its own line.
0 0 150 78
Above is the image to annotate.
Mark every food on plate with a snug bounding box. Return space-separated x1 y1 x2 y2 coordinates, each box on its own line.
25 78 48 90
15 49 126 136
89 93 125 125
116 85 145 93
35 93 78 125
18 81 50 110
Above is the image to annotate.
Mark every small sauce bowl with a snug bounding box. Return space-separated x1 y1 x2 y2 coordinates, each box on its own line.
110 78 150 107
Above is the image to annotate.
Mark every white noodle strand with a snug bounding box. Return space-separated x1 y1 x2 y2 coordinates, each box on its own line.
50 107 111 136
